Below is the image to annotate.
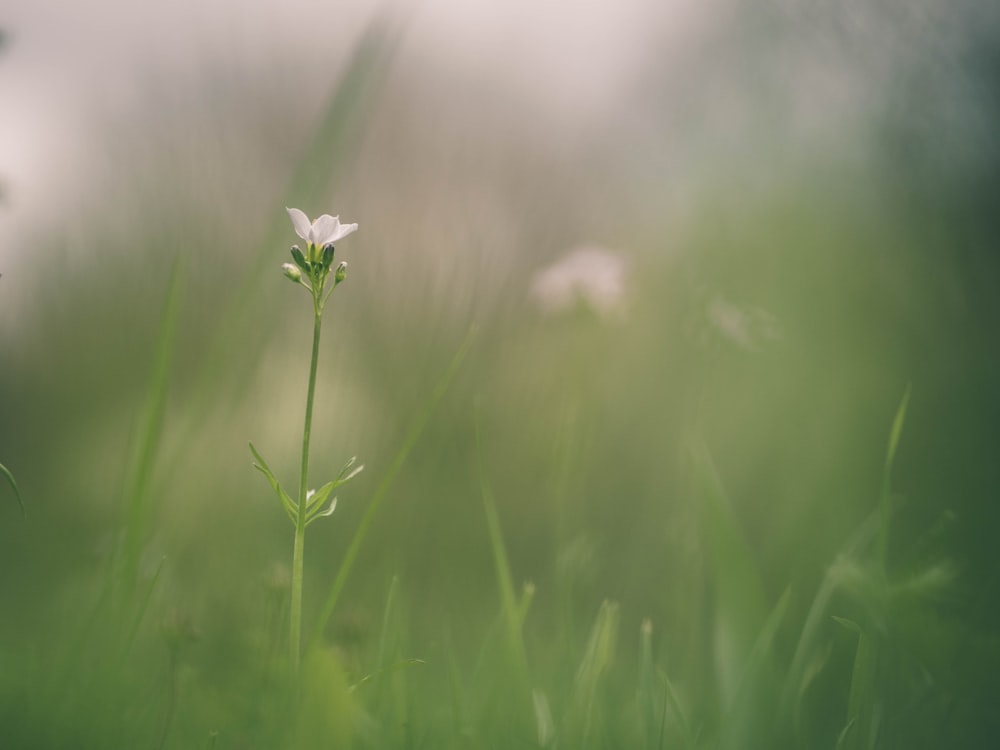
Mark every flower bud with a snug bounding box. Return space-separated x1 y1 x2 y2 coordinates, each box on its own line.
322 244 335 269
290 245 309 271
334 261 348 284
281 262 302 282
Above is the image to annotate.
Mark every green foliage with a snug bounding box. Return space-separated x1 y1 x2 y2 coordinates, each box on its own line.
2 8 997 750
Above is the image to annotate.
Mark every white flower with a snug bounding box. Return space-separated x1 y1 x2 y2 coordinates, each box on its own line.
531 246 628 319
286 207 358 249
706 294 782 351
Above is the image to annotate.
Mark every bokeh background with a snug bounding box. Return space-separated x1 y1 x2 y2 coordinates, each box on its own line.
2 0 999 747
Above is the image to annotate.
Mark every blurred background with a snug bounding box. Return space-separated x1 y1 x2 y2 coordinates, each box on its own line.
2 0 999 746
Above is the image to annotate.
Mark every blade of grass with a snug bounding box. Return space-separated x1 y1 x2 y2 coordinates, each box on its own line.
116 257 183 608
371 574 400 710
308 327 475 651
552 405 582 656
638 620 657 749
377 575 400 673
718 588 791 750
779 508 880 737
690 440 767 705
475 400 529 681
782 389 910 737
119 555 168 664
656 666 697 750
517 581 536 630
834 618 879 750
570 600 620 749
879 384 911 576
0 461 25 516
532 688 556 748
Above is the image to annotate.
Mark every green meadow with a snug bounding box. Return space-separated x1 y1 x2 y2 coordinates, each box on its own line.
2 9 999 748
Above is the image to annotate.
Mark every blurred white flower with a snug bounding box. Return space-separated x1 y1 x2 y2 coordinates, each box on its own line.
531 246 628 318
707 295 782 351
286 207 357 250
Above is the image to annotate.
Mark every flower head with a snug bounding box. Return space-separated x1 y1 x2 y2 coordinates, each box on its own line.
286 207 357 251
531 246 628 320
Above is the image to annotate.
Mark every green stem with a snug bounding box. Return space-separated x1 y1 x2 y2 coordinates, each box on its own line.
290 301 323 672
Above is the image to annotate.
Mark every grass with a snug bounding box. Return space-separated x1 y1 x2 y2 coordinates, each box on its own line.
1 11 998 749
0 253 992 749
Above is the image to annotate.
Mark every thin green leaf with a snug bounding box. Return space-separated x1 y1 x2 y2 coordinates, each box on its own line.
305 496 337 526
660 667 696 750
690 440 767 705
305 480 337 515
532 688 556 748
638 620 657 750
835 717 858 750
118 257 183 604
517 581 536 629
879 384 911 574
831 616 863 635
840 625 878 750
120 555 167 663
476 401 529 681
0 462 25 516
335 456 365 485
780 508 881 735
570 600 620 748
377 575 399 673
719 588 791 750
304 459 364 517
797 641 833 707
249 442 298 524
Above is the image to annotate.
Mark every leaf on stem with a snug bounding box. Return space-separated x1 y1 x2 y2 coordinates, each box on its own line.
249 442 297 525
303 457 364 525
306 496 338 526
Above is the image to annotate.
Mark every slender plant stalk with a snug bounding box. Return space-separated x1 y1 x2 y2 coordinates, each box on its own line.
290 303 324 671
253 208 357 675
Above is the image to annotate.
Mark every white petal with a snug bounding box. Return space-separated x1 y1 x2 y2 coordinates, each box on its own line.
330 222 358 243
287 208 312 241
310 214 339 246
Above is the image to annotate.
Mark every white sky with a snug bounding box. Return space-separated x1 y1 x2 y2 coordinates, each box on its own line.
0 0 708 265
